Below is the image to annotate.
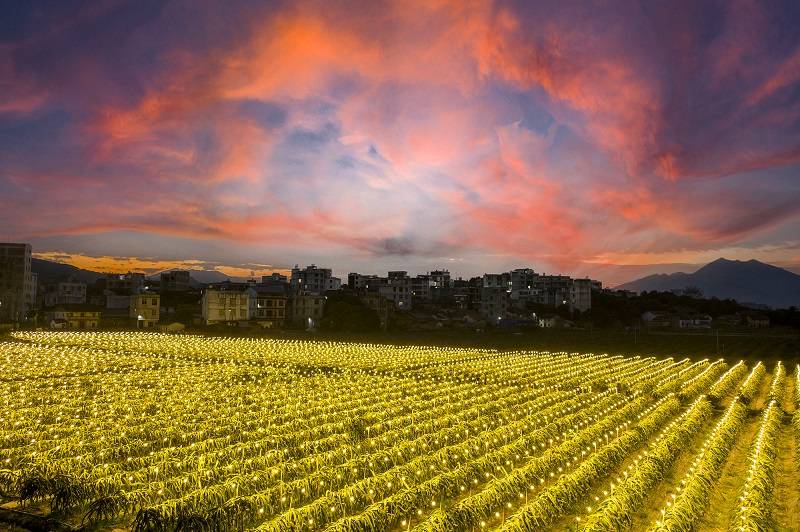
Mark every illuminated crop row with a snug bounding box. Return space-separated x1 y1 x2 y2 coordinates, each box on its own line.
579 396 713 530
766 361 785 403
708 361 748 402
410 391 647 531
494 394 686 531
731 400 782 531
650 396 749 531
677 360 727 400
738 362 766 404
1 332 768 532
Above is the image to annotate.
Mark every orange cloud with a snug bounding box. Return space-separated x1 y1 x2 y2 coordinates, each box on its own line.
33 251 291 278
34 252 206 274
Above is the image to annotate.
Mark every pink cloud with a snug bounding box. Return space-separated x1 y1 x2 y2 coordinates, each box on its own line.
3 0 800 276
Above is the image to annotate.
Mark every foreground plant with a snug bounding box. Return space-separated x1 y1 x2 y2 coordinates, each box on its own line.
730 400 782 532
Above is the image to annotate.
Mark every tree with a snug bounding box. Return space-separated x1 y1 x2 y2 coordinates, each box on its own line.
319 292 380 332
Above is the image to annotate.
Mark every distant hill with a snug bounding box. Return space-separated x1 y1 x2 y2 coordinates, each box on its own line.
617 258 800 309
148 268 235 286
31 258 104 285
32 259 238 288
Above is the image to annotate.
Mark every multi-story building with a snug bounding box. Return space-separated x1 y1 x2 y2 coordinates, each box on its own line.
348 273 380 290
106 272 145 294
291 264 338 295
533 275 573 307
43 281 87 307
201 288 250 325
510 268 537 292
483 273 511 289
262 273 288 285
0 243 32 323
480 269 591 312
45 305 101 329
467 277 483 309
410 274 432 299
160 270 191 292
570 278 592 313
28 272 37 313
380 271 412 309
429 270 452 288
451 278 471 309
288 293 326 329
508 268 540 303
247 285 287 328
130 293 160 328
480 287 510 323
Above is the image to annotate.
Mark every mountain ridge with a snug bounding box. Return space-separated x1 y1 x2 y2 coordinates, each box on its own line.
31 258 105 285
31 259 237 287
617 258 800 308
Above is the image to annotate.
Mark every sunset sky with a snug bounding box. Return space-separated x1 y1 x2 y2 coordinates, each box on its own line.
2 0 800 286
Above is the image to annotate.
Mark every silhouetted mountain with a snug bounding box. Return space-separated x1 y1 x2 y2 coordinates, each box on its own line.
31 258 104 285
148 268 235 286
617 258 800 309
32 259 239 288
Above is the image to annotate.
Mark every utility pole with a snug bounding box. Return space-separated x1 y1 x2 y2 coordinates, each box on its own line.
716 329 719 354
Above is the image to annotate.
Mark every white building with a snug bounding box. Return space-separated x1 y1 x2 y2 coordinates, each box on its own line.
247 286 287 328
130 293 160 328
202 288 250 324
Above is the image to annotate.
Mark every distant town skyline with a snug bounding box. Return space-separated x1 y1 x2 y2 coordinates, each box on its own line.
3 1 800 286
